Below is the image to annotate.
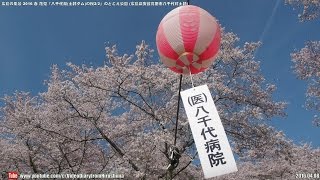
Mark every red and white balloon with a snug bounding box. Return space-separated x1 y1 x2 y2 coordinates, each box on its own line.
156 5 221 74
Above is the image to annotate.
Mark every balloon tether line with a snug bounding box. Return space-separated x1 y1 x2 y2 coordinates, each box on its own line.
188 66 195 88
173 74 182 146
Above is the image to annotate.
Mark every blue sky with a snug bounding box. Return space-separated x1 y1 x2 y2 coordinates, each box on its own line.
0 0 319 147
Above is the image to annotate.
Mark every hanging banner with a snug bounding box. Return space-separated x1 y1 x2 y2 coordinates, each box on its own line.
180 84 237 179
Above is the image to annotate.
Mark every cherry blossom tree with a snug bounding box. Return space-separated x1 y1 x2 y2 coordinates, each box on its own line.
291 41 320 126
1 29 318 179
222 139 320 180
286 0 320 126
285 0 320 21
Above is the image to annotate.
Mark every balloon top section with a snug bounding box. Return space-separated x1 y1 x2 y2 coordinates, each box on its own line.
156 5 221 74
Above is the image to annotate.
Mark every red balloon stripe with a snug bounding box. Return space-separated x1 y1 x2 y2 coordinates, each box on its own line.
179 5 200 53
189 64 202 74
156 22 180 60
176 59 186 67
